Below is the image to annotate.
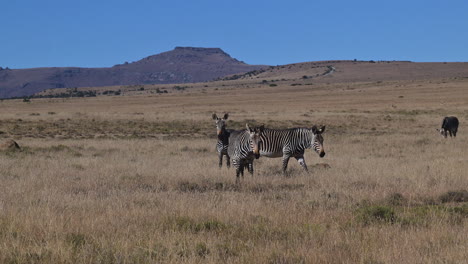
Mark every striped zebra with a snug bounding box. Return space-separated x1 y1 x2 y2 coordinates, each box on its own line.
228 124 264 180
212 113 232 168
259 125 326 174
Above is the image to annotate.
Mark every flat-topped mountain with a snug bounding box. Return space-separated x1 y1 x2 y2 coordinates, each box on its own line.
0 47 266 98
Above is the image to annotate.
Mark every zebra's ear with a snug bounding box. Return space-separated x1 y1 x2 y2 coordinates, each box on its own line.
212 113 218 120
246 123 252 132
311 125 318 134
223 113 229 120
259 124 265 132
319 126 326 133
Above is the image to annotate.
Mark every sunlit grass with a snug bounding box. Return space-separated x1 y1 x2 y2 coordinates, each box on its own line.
0 77 467 263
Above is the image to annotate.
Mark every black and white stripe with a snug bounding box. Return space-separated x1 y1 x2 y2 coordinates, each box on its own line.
259 125 326 174
212 113 231 168
228 124 263 180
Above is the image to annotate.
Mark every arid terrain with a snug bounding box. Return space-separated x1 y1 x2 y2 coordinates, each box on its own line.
0 47 265 98
0 61 467 263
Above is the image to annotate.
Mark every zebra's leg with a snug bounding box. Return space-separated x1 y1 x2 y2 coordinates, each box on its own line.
248 161 254 176
295 155 309 173
235 166 241 184
234 160 241 181
218 152 223 168
226 154 231 168
239 160 245 178
282 154 291 175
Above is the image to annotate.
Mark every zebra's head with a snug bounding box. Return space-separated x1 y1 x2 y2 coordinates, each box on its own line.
246 124 264 159
212 113 229 135
311 125 326 158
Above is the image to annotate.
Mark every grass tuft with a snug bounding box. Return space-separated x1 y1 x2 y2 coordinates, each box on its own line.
65 233 87 250
195 242 210 257
165 216 228 234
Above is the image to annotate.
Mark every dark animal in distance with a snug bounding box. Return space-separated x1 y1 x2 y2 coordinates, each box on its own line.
437 116 459 138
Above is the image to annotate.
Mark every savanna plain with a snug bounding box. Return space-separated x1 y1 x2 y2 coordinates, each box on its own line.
1 63 467 263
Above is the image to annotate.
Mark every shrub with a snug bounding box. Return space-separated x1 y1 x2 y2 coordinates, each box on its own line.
439 190 468 203
385 192 407 206
356 205 396 225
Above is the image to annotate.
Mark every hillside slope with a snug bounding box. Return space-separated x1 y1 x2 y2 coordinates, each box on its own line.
0 47 266 98
231 60 468 83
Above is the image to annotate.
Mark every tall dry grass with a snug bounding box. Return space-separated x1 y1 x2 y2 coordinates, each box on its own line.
0 78 467 263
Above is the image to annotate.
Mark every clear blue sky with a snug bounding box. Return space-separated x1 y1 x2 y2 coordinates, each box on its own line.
2 0 467 69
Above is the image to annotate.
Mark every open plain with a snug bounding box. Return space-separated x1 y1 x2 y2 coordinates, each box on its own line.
1 61 467 263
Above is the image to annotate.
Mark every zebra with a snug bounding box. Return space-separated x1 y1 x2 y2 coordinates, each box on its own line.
258 125 326 174
228 124 264 181
212 113 232 168
437 116 459 138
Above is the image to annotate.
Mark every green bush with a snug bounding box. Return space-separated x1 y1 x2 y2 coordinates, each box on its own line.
356 205 396 225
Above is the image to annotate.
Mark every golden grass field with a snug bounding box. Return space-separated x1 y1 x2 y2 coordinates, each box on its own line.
1 65 467 263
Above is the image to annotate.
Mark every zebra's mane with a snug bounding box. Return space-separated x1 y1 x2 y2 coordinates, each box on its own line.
263 127 311 132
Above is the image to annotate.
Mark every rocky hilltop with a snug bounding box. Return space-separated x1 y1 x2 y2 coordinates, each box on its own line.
0 47 266 98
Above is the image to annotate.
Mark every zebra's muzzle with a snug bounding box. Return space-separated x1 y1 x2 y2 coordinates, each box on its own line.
319 152 326 158
254 153 260 159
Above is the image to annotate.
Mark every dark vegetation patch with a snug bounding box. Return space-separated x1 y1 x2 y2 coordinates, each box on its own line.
354 192 468 227
1 144 126 160
439 190 468 203
66 233 87 251
384 192 408 206
175 180 304 194
249 183 305 193
176 180 240 193
356 205 397 225
163 216 228 234
27 88 98 98
179 146 208 153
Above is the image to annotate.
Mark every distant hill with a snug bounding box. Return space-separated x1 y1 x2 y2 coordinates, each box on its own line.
229 60 468 83
33 60 468 99
0 47 266 98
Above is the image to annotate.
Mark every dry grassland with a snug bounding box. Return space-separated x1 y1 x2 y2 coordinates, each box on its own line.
0 76 467 263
